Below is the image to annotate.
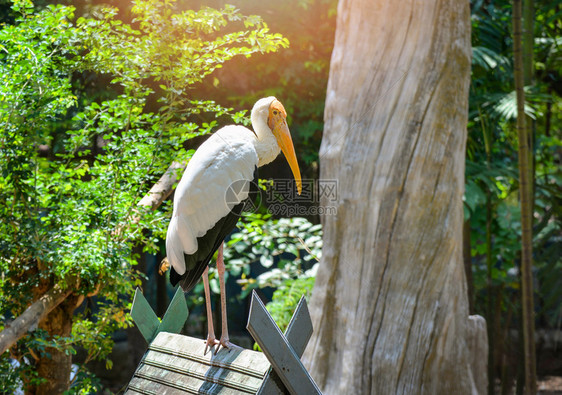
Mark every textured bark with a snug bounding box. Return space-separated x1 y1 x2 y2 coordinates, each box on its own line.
136 161 185 211
303 0 486 393
0 277 78 355
463 220 475 315
28 297 79 395
467 315 488 395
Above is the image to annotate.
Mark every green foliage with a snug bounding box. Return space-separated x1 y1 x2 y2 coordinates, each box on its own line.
0 357 23 394
223 214 320 292
467 0 561 305
265 276 315 332
192 0 337 169
65 367 103 395
253 275 315 352
467 0 562 388
0 0 288 391
221 213 320 350
221 214 320 327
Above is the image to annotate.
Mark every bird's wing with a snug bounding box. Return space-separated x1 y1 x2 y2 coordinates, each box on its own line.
166 126 258 276
173 167 259 293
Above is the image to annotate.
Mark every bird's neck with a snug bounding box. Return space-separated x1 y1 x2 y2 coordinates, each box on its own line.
253 116 281 167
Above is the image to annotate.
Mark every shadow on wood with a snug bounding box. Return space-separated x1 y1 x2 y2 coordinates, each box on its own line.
126 288 321 394
127 332 271 394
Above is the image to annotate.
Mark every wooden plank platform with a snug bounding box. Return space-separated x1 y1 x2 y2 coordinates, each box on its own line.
126 332 271 395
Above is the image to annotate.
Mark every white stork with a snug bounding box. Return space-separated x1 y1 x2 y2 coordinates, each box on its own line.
165 97 302 353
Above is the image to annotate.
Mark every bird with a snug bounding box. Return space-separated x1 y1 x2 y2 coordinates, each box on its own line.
165 96 302 354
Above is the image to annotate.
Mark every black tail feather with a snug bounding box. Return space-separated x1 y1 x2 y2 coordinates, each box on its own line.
171 167 259 293
170 266 182 287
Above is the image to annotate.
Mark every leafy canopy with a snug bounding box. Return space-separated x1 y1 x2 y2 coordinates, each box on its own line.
466 0 561 362
0 0 287 390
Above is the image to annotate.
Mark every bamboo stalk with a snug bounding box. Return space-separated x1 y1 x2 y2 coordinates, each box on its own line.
512 0 537 393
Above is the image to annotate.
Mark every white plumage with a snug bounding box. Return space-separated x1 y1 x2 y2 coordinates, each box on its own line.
164 96 301 353
166 96 290 277
165 126 258 276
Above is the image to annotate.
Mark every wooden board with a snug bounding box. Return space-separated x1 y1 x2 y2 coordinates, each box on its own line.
125 332 271 395
130 288 188 344
256 294 314 395
247 292 321 395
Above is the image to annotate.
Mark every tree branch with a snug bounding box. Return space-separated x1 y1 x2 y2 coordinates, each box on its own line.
0 161 186 355
137 161 185 211
0 277 79 355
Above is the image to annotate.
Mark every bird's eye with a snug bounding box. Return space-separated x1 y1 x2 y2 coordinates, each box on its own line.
273 110 278 115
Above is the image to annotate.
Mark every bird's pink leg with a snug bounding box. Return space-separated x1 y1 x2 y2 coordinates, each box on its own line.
202 266 219 355
216 242 235 353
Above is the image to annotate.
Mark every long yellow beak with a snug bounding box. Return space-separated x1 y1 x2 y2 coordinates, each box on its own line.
268 100 302 195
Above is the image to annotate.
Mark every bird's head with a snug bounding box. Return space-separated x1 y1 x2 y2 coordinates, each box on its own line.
252 97 302 195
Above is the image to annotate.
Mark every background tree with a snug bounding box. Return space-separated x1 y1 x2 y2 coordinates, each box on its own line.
513 0 536 392
191 0 336 170
302 0 487 393
0 0 287 392
468 0 561 392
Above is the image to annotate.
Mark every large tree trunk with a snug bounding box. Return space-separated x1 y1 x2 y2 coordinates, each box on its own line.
303 0 486 393
26 297 79 395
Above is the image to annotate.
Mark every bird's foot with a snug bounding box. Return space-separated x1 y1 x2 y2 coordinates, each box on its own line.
158 257 169 275
214 336 239 355
204 335 219 355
